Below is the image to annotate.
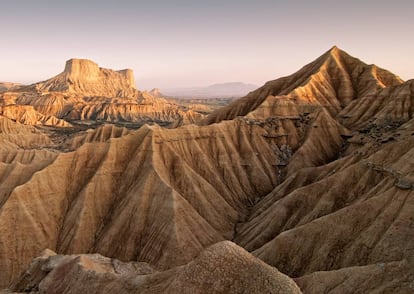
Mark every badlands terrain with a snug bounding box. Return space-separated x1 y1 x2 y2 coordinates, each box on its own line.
0 46 413 293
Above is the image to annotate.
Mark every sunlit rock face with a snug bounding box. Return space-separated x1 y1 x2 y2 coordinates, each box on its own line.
0 59 198 126
29 58 138 98
1 47 414 293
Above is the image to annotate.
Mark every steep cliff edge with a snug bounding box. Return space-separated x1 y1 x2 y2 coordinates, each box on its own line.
21 59 138 98
1 59 192 126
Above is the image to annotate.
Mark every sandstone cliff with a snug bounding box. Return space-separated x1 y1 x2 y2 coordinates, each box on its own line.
22 59 137 98
0 60 195 127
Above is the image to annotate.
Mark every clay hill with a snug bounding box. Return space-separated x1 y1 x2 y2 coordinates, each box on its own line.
0 59 203 128
9 242 301 294
0 46 413 293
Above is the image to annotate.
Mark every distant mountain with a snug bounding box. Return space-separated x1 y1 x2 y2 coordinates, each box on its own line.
162 82 258 98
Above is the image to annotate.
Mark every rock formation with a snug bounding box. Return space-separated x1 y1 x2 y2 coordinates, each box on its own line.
0 104 71 127
22 59 137 98
0 59 193 127
11 242 301 294
295 260 414 293
1 47 413 293
202 46 403 125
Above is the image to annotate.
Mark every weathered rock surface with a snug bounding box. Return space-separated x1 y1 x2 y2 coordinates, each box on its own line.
0 60 196 127
295 260 414 293
1 47 414 293
0 118 284 286
10 242 301 294
0 104 71 127
22 59 137 98
203 46 403 125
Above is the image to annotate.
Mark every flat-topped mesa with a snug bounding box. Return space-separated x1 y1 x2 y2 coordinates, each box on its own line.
27 58 139 98
63 59 100 82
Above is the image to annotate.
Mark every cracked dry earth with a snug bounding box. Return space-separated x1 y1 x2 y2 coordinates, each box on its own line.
0 47 413 293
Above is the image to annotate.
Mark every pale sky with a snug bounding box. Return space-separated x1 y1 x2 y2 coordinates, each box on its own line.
0 0 413 90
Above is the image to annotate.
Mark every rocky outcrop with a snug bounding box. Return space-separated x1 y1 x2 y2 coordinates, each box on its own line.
0 104 71 127
0 60 195 127
170 109 205 127
10 242 301 294
21 59 138 98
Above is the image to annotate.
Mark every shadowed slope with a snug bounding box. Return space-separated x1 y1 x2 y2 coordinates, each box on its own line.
203 46 402 125
233 122 414 279
1 47 414 293
295 260 414 293
0 118 284 287
11 242 302 294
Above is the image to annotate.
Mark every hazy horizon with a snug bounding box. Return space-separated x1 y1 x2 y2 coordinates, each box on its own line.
1 0 413 90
